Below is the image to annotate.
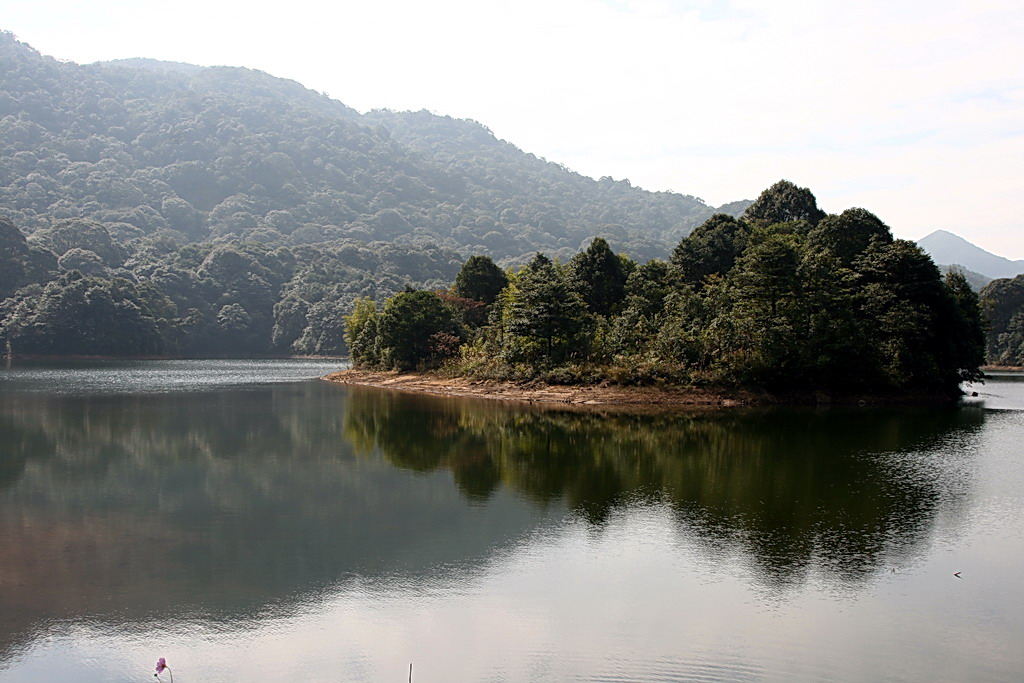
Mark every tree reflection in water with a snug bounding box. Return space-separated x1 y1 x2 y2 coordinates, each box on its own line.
342 386 982 585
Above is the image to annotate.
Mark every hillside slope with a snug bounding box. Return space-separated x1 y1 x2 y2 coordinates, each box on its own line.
0 30 741 263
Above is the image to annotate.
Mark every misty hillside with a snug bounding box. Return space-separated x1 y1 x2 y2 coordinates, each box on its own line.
0 29 755 358
0 30 743 264
917 230 1024 280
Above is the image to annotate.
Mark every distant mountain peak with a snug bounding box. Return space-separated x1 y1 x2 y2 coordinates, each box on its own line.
917 230 1024 280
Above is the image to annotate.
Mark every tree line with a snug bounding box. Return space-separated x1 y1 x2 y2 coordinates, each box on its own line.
347 181 986 397
0 214 462 356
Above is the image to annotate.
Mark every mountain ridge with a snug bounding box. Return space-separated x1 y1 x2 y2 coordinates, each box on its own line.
0 29 748 264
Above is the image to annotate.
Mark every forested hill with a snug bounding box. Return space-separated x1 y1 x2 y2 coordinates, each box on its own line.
0 30 734 264
360 109 723 261
0 30 752 357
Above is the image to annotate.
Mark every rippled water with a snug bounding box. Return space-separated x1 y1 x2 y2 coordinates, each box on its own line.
1 362 1023 682
0 358 346 395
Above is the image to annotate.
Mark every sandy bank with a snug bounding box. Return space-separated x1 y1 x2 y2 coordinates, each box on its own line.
322 369 757 411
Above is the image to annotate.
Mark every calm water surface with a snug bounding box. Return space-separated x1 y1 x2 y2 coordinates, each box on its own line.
0 361 1022 682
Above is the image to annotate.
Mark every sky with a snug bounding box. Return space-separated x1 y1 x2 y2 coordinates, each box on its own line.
5 0 1024 257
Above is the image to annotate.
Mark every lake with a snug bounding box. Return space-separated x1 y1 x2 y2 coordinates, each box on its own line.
0 360 1022 682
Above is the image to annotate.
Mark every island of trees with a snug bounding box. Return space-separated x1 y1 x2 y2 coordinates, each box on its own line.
345 181 986 399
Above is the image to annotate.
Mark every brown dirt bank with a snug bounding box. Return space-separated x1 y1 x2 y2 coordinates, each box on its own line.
322 370 966 412
323 370 783 412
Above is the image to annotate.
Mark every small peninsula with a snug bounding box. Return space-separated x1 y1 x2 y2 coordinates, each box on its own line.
340 182 986 405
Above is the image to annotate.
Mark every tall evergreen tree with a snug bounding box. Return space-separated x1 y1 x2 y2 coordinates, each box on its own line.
718 229 805 384
454 255 508 304
501 254 589 367
566 237 627 316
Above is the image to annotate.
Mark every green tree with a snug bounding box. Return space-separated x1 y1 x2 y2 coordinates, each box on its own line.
806 208 893 266
717 228 805 384
161 196 205 237
566 237 627 316
671 213 750 288
623 259 673 319
853 239 965 392
939 270 986 383
602 259 676 363
215 303 253 351
500 254 589 367
344 297 380 366
454 255 508 304
743 180 825 228
378 289 461 370
795 250 866 388
57 248 108 277
731 227 803 319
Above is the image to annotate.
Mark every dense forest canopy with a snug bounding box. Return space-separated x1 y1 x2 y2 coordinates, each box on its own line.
0 30 753 357
349 181 986 398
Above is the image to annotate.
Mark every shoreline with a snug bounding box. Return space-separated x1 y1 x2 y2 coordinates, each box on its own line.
320 369 960 411
322 369 754 410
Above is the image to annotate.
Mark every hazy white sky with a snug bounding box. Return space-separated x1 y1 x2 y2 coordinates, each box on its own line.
6 0 1024 256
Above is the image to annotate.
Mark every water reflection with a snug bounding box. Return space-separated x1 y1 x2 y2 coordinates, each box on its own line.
0 381 548 662
0 371 989 677
342 389 984 586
